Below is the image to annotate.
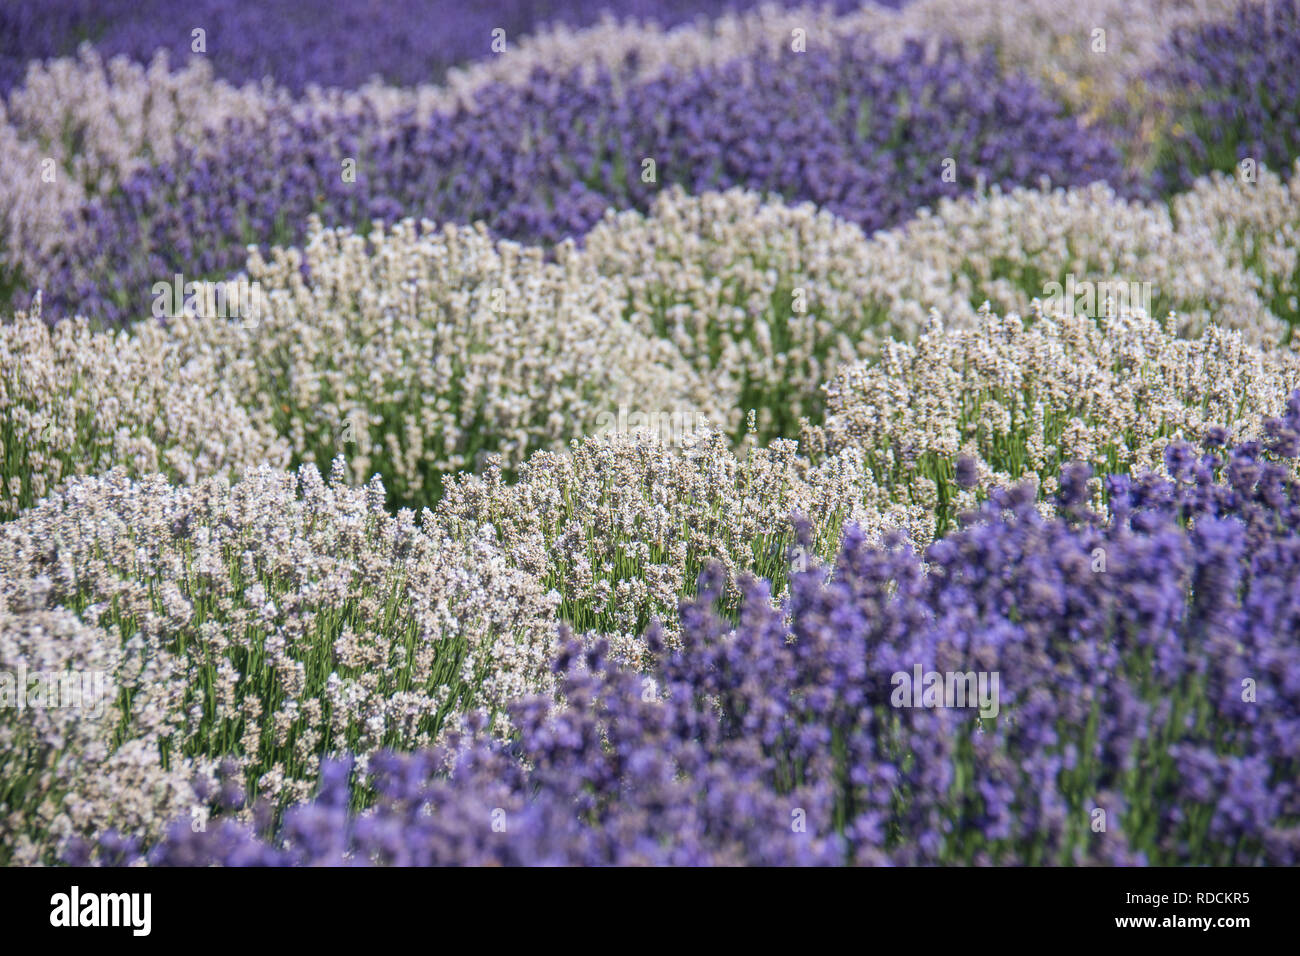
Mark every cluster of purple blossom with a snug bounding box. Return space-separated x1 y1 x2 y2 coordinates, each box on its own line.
1143 0 1300 193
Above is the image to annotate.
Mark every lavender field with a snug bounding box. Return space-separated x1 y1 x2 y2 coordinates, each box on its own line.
1 0 1299 868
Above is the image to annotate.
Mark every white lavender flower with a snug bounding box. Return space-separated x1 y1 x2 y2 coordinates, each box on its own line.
0 463 559 861
161 216 723 510
0 303 289 519
807 307 1300 527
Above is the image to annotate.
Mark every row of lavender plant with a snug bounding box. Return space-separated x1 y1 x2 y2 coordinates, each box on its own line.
1 0 889 96
87 395 1300 865
6 1 1297 325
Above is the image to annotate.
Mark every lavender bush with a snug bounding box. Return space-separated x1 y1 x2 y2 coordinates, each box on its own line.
1144 0 1300 194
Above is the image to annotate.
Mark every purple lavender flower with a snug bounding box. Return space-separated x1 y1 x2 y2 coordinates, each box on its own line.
954 455 979 489
1143 0 1300 194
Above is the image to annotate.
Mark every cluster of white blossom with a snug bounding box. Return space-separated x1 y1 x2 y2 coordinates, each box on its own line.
1172 161 1300 329
0 299 289 519
437 424 934 658
0 585 210 866
0 118 87 293
806 307 1300 509
0 49 278 291
580 187 886 440
870 177 1292 344
0 463 559 861
582 176 1295 448
159 216 725 507
5 48 275 195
